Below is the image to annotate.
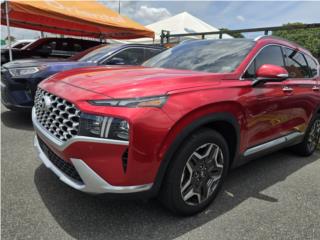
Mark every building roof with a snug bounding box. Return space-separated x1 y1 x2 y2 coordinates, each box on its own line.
148 12 232 40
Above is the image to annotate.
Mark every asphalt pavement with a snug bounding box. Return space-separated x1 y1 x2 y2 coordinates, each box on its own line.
1 106 320 240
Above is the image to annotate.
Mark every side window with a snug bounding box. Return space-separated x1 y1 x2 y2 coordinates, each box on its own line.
60 41 69 51
283 48 309 78
304 54 318 78
36 41 57 56
144 48 162 61
73 43 82 52
14 42 29 49
243 59 256 79
106 48 145 65
243 45 284 79
39 41 57 51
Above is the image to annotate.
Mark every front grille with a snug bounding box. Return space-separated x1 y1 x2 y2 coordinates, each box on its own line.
38 137 83 183
34 88 81 142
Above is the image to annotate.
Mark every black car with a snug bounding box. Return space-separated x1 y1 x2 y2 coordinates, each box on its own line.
1 37 101 65
1 44 164 111
2 39 34 50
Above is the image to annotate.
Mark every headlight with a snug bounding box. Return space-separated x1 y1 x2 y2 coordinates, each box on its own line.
89 95 168 108
79 113 129 141
9 67 42 77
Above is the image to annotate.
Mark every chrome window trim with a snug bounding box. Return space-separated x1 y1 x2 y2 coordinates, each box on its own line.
32 108 128 152
240 43 320 81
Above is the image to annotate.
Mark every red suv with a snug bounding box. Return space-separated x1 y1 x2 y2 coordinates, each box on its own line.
32 37 320 215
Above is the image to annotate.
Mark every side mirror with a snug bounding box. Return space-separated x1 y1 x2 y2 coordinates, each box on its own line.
106 57 125 65
253 64 289 86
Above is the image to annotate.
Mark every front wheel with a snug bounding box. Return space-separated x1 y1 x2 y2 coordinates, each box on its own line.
159 128 230 215
292 114 320 156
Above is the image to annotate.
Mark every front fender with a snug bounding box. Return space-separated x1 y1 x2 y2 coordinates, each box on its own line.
149 101 246 196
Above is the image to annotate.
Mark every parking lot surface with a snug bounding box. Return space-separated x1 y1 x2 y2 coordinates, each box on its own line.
1 107 320 240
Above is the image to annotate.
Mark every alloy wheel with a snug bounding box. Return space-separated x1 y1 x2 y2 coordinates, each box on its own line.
180 143 224 206
307 119 320 152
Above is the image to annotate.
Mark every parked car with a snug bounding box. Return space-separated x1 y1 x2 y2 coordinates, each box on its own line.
1 37 101 65
2 39 35 50
1 44 164 111
32 37 320 215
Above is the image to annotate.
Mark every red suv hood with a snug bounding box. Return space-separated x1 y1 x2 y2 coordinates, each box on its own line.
41 66 231 99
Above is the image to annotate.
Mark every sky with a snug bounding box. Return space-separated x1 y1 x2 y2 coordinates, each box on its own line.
1 0 320 40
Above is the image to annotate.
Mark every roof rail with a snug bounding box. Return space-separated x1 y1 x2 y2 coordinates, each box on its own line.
254 35 293 42
254 35 265 41
160 23 320 45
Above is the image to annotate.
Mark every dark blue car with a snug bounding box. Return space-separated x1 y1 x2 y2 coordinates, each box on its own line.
1 44 164 111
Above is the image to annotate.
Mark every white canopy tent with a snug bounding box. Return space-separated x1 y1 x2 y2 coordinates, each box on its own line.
110 12 232 44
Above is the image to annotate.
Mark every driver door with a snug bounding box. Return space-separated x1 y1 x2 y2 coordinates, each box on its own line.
242 45 297 149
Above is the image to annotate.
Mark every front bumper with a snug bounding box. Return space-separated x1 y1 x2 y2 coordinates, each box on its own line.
32 108 153 194
34 136 152 194
1 71 36 110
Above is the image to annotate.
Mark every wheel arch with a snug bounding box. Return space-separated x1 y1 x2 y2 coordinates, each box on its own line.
150 104 244 196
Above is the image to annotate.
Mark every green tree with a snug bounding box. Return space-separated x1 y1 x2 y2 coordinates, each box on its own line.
272 23 320 59
219 28 244 38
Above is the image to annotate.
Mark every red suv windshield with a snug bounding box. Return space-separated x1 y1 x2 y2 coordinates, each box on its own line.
143 39 255 73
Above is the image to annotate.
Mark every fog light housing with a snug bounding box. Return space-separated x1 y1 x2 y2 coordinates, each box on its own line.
79 113 129 141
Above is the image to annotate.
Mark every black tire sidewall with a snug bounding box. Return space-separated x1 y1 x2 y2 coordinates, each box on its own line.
302 114 320 155
307 114 320 152
293 114 320 156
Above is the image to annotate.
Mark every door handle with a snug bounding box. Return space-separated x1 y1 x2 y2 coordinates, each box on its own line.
282 86 293 93
312 86 320 92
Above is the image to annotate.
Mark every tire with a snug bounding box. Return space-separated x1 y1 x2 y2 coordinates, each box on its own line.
159 128 230 216
291 114 320 156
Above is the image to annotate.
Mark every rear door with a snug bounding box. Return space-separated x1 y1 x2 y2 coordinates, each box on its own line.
281 48 319 134
304 53 320 95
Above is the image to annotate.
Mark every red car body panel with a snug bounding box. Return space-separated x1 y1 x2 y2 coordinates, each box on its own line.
35 37 320 189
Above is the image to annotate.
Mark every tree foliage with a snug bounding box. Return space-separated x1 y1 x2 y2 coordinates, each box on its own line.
272 23 320 59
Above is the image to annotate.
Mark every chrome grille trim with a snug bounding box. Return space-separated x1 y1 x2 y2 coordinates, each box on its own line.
34 88 80 142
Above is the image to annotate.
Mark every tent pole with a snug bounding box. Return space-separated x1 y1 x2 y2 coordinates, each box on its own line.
5 0 13 62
